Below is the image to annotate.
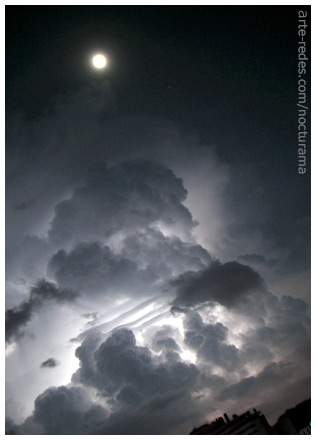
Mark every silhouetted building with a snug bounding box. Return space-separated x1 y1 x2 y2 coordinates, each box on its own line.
190 408 274 435
299 425 311 435
273 398 311 435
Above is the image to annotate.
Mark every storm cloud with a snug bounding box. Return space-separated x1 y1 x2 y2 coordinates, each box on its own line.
48 229 212 299
48 161 196 246
6 153 310 434
21 386 108 435
14 281 310 435
6 6 310 434
48 242 141 297
171 261 264 308
18 328 202 434
6 279 78 343
183 312 241 371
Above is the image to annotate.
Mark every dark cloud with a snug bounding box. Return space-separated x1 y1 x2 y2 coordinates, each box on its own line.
48 226 213 300
5 417 20 435
40 358 59 368
22 386 107 435
48 242 140 297
73 328 199 404
18 328 201 434
172 261 264 308
29 278 78 303
91 388 202 435
48 160 196 246
5 300 33 344
6 279 78 343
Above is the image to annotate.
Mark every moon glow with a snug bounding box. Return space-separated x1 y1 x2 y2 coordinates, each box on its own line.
92 54 107 69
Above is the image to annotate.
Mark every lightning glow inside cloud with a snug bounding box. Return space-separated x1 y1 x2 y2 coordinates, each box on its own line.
5 85 310 435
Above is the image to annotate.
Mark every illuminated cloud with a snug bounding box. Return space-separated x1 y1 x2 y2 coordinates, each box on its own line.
6 7 310 431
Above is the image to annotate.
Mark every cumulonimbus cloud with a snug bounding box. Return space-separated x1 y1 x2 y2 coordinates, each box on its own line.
48 161 196 246
5 158 311 434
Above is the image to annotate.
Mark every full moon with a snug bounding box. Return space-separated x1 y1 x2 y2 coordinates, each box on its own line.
92 54 107 69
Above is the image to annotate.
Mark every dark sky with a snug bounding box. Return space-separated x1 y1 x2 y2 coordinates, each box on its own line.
6 6 310 435
6 6 310 219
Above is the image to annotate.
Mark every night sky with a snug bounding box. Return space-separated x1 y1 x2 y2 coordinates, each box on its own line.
6 6 310 435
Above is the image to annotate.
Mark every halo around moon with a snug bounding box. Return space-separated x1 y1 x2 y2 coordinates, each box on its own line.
92 54 107 69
